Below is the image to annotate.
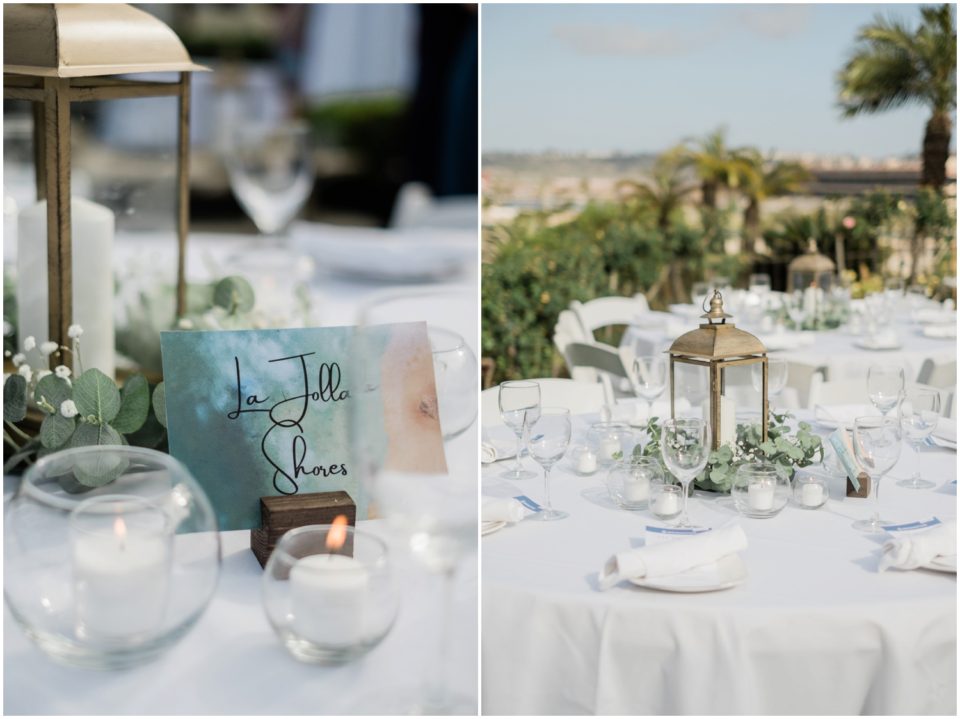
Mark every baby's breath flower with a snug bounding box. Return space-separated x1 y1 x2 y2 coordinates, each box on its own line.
67 324 84 339
17 364 32 383
36 369 52 382
22 336 36 352
11 353 25 367
177 318 194 330
39 341 59 357
54 365 72 379
60 400 79 419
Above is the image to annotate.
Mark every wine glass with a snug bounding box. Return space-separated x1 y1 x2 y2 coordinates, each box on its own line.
631 355 668 420
526 408 572 521
851 416 902 532
787 290 807 331
659 418 711 527
498 381 541 480
867 364 905 416
896 388 940 490
751 358 788 409
225 121 314 239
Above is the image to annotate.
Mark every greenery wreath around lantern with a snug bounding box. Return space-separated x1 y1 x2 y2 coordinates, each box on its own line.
631 411 825 492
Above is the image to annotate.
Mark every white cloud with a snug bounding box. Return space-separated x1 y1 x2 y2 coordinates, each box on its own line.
552 24 693 57
736 6 811 39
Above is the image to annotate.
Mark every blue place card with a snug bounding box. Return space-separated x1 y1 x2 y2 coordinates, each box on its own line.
514 495 542 513
880 517 942 532
645 525 712 536
160 323 446 530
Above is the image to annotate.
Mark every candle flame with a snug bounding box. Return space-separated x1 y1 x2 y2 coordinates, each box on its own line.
114 516 127 549
325 515 349 551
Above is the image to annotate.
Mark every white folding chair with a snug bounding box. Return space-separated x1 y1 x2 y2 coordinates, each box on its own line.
481 378 608 426
916 358 957 389
570 294 650 338
807 371 871 408
553 310 595 381
563 341 633 400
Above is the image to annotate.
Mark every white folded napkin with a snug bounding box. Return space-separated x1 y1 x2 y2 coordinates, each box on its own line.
923 324 957 339
481 497 526 523
480 427 517 464
933 418 957 446
814 404 880 428
598 522 748 590
879 520 957 571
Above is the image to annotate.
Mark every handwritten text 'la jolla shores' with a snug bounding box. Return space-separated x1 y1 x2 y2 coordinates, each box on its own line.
227 353 349 495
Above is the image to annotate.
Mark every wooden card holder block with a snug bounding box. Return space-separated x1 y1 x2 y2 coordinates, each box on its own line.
846 472 871 498
250 491 357 568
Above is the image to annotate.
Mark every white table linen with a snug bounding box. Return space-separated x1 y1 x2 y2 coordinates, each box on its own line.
481 411 956 715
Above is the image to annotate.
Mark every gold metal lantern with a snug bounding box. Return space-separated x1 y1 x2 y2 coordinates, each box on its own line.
668 290 769 451
3 3 206 363
787 239 836 292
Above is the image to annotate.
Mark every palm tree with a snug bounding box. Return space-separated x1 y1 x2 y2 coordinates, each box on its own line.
740 152 813 245
837 4 956 188
617 151 698 232
682 127 753 209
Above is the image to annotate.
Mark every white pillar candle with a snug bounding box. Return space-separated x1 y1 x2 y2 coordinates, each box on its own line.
576 448 597 474
802 285 818 318
719 395 736 447
652 487 680 517
72 518 171 639
290 554 369 646
623 475 649 503
17 197 115 377
801 483 824 507
600 437 620 462
747 481 775 511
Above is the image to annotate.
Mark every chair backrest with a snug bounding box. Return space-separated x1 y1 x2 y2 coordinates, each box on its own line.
481 378 608 425
564 341 630 379
916 358 957 389
570 295 650 335
807 371 870 408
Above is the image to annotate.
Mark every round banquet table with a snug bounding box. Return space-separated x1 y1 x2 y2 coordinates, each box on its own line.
621 313 956 385
481 411 957 716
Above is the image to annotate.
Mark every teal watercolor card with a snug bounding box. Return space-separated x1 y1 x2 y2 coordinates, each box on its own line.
160 323 446 530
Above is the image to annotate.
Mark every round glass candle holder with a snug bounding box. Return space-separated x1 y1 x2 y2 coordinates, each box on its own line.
792 469 830 510
604 457 662 510
262 524 400 665
4 446 221 670
731 463 790 518
649 477 683 521
586 422 633 467
568 444 600 476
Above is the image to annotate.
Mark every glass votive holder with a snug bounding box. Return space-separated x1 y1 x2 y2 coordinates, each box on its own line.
569 444 599 476
792 469 830 510
586 422 633 467
604 457 662 510
4 446 220 670
649 476 683 521
262 523 400 665
731 463 790 518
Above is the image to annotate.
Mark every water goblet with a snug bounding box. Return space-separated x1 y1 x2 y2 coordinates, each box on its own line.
631 355 668 421
851 416 902 532
867 364 905 417
498 381 541 480
526 408 572 520
659 418 711 527
896 388 940 489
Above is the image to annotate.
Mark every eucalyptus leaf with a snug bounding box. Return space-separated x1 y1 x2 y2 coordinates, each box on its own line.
127 409 166 450
110 374 150 434
73 369 121 424
152 382 167 428
33 374 72 413
3 374 27 422
212 276 255 314
69 423 126 487
39 413 76 449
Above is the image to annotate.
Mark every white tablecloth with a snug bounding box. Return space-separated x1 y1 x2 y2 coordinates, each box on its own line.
481 412 957 715
4 522 478 715
622 315 956 384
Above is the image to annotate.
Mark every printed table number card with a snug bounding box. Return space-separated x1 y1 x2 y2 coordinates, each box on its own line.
160 323 446 530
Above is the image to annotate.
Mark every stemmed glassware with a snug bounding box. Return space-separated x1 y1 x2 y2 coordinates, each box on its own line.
751 358 788 410
787 290 807 331
851 416 903 532
225 121 315 240
659 418 711 527
631 355 668 420
498 380 541 480
896 388 940 490
526 408 572 521
867 364 905 416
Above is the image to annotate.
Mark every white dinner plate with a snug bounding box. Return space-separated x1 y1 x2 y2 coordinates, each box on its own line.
482 520 507 537
627 553 747 593
923 554 958 573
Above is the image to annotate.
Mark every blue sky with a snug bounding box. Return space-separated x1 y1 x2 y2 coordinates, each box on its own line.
482 4 953 157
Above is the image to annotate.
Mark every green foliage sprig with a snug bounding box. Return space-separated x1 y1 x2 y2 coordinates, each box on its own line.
632 411 824 492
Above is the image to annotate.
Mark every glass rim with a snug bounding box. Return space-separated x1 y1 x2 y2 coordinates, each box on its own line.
427 326 467 354
853 415 899 428
68 494 171 539
499 379 539 389
20 445 189 513
270 523 388 568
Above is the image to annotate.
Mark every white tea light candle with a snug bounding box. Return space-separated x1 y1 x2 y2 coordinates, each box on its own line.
623 476 649 503
747 481 775 512
290 554 368 646
600 437 620 462
576 448 598 474
801 482 825 508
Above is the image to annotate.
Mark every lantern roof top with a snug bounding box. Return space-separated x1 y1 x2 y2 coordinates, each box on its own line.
668 291 766 359
4 3 207 78
788 238 836 275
